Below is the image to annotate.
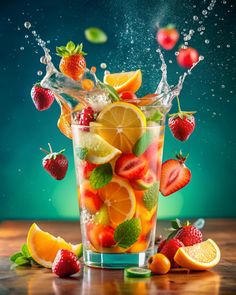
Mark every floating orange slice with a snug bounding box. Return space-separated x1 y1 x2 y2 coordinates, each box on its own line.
174 239 221 270
98 176 136 227
103 70 142 93
27 223 82 268
57 101 72 139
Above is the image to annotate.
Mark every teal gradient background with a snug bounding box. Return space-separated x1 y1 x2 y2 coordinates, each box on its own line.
0 0 235 220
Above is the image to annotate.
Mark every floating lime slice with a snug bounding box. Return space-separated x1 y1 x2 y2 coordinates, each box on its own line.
124 267 151 278
84 27 108 44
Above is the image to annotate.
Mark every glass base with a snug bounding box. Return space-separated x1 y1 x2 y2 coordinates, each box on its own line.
84 248 155 269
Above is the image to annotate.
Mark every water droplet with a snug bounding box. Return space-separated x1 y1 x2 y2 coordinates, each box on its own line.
205 39 210 44
199 55 204 61
202 10 208 16
193 15 199 21
17 27 21 31
32 30 37 36
24 21 31 29
226 44 230 48
20 47 24 50
7 18 11 21
169 60 173 64
100 63 107 69
25 35 29 38
217 45 221 48
37 70 43 76
104 70 110 75
175 51 179 56
40 56 47 64
221 85 225 88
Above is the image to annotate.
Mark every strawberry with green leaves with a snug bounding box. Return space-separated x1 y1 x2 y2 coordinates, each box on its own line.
56 41 87 81
168 96 196 141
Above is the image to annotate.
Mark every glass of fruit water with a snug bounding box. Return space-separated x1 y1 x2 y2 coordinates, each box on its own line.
72 101 168 268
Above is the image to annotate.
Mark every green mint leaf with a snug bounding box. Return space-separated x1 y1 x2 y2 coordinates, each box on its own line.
143 182 159 210
10 252 23 263
15 257 31 266
147 110 163 123
76 147 88 160
90 163 112 189
21 244 31 258
84 27 108 44
132 131 154 156
114 218 141 248
97 81 120 102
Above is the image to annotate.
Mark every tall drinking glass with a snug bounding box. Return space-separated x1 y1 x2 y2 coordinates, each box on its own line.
72 104 168 269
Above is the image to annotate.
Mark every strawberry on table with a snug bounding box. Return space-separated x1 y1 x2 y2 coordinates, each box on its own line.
52 249 81 277
56 41 87 81
177 47 199 68
168 96 196 141
160 238 184 267
40 143 68 180
31 84 55 111
160 151 191 196
156 24 179 50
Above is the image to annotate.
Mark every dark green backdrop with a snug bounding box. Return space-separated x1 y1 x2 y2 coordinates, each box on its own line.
0 0 235 220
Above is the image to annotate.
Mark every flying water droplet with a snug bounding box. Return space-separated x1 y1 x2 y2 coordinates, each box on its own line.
100 63 107 69
205 39 210 44
25 35 29 38
24 21 31 29
37 70 43 76
193 15 199 21
20 47 24 50
40 56 47 64
202 10 208 16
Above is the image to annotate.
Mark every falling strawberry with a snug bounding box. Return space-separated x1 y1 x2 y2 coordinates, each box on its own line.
52 249 81 277
168 96 196 141
156 24 179 50
160 151 191 196
56 41 87 81
177 47 199 68
40 143 68 180
31 84 55 111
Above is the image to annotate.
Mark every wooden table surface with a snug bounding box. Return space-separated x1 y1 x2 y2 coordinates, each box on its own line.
0 219 236 295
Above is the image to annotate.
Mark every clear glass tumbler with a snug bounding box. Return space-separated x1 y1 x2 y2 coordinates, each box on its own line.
72 106 167 268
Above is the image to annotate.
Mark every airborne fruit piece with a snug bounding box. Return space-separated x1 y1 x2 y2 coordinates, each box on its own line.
119 91 137 100
160 151 191 196
56 41 86 81
115 154 148 180
177 47 199 68
31 84 55 111
168 96 196 141
156 24 179 50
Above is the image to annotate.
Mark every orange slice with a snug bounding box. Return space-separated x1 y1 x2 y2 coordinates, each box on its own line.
174 239 221 270
27 223 82 268
103 70 142 93
98 176 136 227
92 101 146 153
57 101 72 139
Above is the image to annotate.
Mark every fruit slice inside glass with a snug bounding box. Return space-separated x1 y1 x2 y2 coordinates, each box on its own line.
72 109 166 269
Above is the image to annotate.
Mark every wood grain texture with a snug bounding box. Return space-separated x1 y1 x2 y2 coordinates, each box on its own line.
0 219 236 294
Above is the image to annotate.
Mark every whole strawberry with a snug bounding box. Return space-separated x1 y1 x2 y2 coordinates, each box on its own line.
56 41 86 81
168 219 203 247
160 151 191 196
40 143 68 180
160 238 184 267
52 249 81 278
168 96 196 141
31 84 55 111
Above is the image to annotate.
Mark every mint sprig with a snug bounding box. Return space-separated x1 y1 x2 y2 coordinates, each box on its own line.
143 182 159 210
76 147 88 160
97 81 120 102
89 163 113 189
132 131 154 156
114 218 141 248
10 243 39 267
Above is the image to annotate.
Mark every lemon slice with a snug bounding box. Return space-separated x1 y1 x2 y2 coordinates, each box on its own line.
93 102 146 153
27 223 82 268
98 176 136 227
174 239 221 270
73 130 121 164
104 70 142 93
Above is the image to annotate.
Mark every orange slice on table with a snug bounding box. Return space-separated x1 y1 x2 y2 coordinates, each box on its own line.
103 70 142 93
98 176 136 227
174 239 221 270
27 223 82 268
91 101 146 153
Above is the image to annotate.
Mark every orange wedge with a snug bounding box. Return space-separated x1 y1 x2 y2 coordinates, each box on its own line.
104 70 142 93
174 239 221 270
98 176 136 227
57 102 72 139
27 223 82 268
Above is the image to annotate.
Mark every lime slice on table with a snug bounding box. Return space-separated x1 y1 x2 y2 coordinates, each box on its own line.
74 131 121 164
124 267 151 278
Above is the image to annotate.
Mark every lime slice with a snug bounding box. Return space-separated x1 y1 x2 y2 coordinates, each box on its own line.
84 27 108 44
124 267 151 278
73 131 121 164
